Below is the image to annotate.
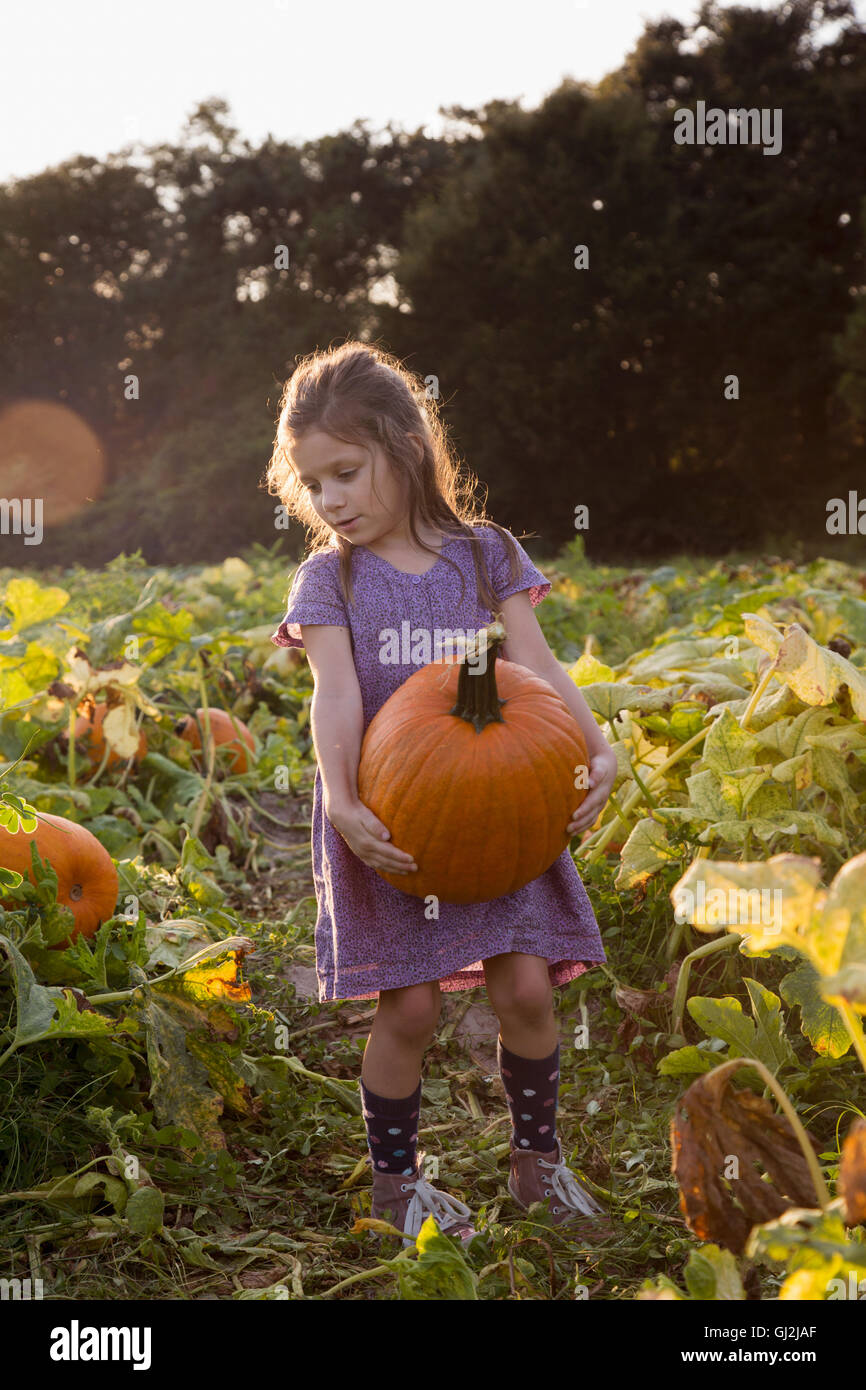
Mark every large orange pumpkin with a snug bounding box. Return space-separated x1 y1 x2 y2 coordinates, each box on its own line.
175 708 256 773
357 623 589 902
0 811 119 945
73 700 148 773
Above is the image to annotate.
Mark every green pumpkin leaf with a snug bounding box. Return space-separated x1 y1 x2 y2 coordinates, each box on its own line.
745 616 866 719
1 577 70 633
742 978 797 1072
179 835 226 908
802 851 866 981
669 706 709 742
395 1214 479 1300
0 934 134 1051
72 1170 128 1213
670 853 824 949
771 751 813 788
780 960 851 1058
568 653 616 685
615 817 681 888
716 766 775 817
835 596 866 645
753 707 834 759
579 682 671 721
657 1045 715 1076
746 1207 865 1273
629 638 732 679
685 769 728 821
125 1185 165 1235
683 1245 747 1301
686 997 759 1060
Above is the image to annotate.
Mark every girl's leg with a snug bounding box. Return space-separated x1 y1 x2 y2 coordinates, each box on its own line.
360 981 441 1175
483 952 560 1154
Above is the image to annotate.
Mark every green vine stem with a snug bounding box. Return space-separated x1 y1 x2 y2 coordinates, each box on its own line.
66 702 77 788
320 1247 417 1298
138 829 181 864
628 759 661 813
580 725 710 863
671 934 742 1034
739 661 777 731
82 733 113 788
709 1058 831 1210
665 846 712 964
84 937 250 1004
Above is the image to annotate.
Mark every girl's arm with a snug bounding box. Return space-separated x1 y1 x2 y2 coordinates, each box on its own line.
300 625 418 874
496 591 617 834
301 625 364 817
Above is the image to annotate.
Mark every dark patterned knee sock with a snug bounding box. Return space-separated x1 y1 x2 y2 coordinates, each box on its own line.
360 1078 421 1176
497 1037 560 1154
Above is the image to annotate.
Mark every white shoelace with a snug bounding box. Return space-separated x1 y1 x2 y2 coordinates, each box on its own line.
401 1177 474 1241
538 1150 604 1216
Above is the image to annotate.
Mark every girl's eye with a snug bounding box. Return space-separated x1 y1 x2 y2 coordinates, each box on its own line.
307 470 356 492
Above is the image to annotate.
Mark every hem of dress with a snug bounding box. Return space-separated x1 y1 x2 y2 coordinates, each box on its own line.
318 955 607 1003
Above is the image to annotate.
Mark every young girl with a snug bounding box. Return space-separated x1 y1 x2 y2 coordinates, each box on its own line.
267 342 618 1248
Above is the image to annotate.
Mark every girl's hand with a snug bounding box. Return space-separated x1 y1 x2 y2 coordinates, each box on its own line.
327 798 418 875
566 746 618 837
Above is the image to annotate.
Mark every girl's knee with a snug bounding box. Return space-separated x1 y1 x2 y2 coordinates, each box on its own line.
378 982 441 1043
492 972 553 1024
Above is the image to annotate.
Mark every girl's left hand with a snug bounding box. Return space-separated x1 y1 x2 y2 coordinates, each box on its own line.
566 746 618 837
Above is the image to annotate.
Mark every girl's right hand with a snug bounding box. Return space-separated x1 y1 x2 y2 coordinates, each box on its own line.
327 799 419 875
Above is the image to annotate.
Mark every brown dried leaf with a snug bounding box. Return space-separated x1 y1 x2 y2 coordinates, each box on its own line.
615 984 662 1017
670 1064 823 1254
839 1118 866 1228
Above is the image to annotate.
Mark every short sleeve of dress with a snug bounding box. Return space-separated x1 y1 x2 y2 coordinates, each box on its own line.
481 526 551 609
270 552 349 649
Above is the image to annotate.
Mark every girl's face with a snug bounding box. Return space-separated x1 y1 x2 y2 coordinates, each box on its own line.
290 429 406 543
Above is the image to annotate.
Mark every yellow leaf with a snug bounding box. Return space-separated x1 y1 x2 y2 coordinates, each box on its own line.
568 652 615 685
349 1217 405 1238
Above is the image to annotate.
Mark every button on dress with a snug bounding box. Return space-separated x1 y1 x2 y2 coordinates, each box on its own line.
271 523 607 1001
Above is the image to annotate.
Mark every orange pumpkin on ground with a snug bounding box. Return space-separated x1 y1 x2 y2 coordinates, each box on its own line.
175 708 256 774
0 811 118 945
357 623 589 903
74 700 148 773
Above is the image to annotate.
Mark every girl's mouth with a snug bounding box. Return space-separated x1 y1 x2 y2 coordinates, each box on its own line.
338 516 360 530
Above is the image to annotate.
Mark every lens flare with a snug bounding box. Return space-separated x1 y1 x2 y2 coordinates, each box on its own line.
0 399 106 526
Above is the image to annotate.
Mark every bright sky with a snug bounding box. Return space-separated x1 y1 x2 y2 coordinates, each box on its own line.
0 0 857 184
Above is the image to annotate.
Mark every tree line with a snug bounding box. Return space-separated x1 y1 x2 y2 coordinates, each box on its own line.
1 0 865 571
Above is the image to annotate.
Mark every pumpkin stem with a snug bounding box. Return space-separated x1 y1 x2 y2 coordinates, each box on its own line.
449 620 509 733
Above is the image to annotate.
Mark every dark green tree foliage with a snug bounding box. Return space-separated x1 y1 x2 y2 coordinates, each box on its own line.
0 4 864 569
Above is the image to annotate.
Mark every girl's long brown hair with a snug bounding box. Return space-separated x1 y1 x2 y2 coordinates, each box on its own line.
264 340 527 612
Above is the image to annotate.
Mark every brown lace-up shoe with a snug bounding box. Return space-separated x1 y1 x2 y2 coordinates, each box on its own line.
369 1149 479 1248
508 1136 615 1238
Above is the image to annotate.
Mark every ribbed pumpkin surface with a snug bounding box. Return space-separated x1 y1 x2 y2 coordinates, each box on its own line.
357 653 589 903
0 811 118 944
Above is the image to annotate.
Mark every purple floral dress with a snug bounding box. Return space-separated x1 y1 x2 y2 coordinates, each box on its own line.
271 524 606 1002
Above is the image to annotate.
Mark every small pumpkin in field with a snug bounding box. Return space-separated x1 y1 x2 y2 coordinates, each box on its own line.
0 811 118 945
357 622 590 903
73 699 148 773
175 708 256 773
